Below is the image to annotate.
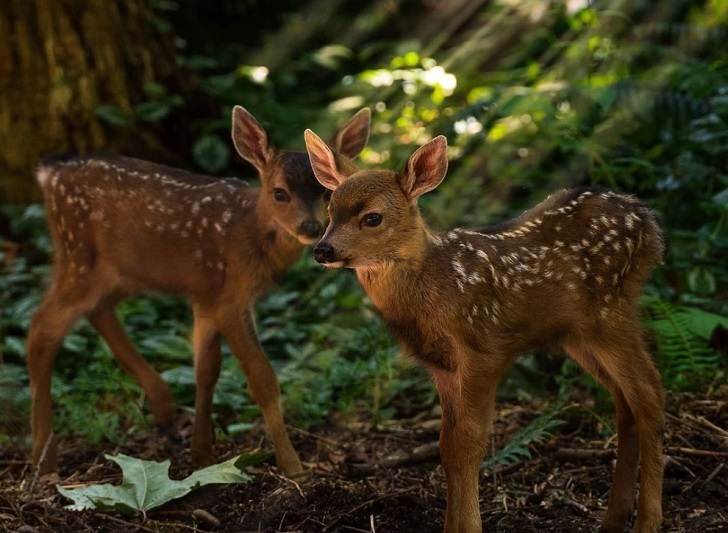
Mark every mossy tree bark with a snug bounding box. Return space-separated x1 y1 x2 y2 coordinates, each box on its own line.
0 0 211 204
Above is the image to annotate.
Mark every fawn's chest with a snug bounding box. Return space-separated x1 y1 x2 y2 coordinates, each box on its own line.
359 269 459 371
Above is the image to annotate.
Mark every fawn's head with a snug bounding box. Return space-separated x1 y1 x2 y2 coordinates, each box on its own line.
304 130 448 268
232 106 371 244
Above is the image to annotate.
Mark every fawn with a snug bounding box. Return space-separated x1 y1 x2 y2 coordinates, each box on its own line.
303 130 665 532
27 106 371 477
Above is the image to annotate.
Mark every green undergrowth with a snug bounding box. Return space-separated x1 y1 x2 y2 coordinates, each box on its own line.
1 194 726 456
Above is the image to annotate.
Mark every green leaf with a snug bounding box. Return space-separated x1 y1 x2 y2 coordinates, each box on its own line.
57 452 260 516
95 105 131 126
687 267 716 295
682 307 728 340
134 101 172 122
192 134 230 173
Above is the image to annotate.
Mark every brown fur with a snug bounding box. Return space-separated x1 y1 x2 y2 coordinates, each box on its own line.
304 131 665 533
27 107 370 476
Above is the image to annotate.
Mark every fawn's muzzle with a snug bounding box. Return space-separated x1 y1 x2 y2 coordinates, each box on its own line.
299 220 324 239
313 241 335 264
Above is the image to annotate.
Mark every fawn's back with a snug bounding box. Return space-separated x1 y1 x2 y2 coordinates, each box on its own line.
37 153 304 305
413 187 665 359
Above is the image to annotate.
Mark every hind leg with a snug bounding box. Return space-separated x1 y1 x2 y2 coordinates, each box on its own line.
564 343 641 532
28 282 104 473
566 325 664 533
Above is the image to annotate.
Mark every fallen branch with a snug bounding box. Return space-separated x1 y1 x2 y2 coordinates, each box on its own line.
555 448 616 461
665 446 728 458
348 441 440 475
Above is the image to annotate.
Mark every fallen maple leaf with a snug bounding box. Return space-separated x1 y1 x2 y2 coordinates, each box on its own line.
57 452 267 518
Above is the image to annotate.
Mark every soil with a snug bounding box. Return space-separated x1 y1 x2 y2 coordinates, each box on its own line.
1 388 726 533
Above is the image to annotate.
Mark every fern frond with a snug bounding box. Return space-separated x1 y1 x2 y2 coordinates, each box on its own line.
483 406 565 470
642 295 722 386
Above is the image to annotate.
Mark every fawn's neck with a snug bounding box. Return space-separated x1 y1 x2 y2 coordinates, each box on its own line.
356 220 435 310
250 191 305 280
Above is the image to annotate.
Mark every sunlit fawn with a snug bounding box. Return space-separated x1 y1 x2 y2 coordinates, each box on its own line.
304 129 664 532
27 106 371 477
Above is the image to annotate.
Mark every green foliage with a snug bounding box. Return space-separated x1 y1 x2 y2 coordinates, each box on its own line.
57 452 262 518
483 402 566 470
192 134 230 173
643 295 727 389
94 83 183 127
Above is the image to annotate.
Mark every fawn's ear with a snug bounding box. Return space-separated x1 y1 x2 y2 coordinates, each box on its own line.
231 106 272 174
304 129 352 190
329 108 371 159
398 135 448 200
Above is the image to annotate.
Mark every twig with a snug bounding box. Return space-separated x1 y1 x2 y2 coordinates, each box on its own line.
683 413 728 439
99 513 157 532
192 509 220 528
665 446 728 458
322 485 419 532
705 463 725 484
666 412 725 442
27 431 54 495
555 448 616 461
348 441 440 475
271 471 305 499
287 424 339 447
561 497 590 515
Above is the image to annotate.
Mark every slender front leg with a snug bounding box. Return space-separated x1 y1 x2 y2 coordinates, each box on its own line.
434 364 502 533
190 309 222 465
216 308 303 476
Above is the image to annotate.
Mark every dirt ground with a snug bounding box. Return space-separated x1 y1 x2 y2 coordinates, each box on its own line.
1 388 726 533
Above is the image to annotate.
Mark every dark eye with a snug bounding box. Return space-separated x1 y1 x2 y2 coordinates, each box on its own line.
363 213 382 227
273 188 290 202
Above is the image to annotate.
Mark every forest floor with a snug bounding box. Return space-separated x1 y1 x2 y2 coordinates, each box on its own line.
1 387 726 533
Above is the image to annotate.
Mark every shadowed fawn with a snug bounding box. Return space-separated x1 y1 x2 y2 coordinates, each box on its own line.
27 106 371 477
303 130 665 532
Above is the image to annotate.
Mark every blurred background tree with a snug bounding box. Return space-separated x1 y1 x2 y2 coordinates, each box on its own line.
0 0 216 203
1 0 726 446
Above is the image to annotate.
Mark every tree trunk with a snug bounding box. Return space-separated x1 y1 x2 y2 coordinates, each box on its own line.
0 0 212 204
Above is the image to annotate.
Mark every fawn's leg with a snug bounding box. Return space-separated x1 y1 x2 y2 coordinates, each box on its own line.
580 326 665 533
565 343 641 532
217 308 303 476
87 301 175 427
27 283 100 473
602 341 663 533
189 308 222 465
433 360 506 533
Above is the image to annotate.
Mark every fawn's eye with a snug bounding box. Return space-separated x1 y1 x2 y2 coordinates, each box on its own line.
273 188 290 203
363 213 383 227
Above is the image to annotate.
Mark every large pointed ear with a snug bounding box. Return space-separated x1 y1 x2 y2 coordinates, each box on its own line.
328 108 371 159
398 135 448 200
231 106 272 174
304 129 352 191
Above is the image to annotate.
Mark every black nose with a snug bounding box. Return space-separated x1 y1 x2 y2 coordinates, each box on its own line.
314 241 335 264
300 220 323 239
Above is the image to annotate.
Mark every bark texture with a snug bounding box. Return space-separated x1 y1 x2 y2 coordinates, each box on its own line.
0 0 208 204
